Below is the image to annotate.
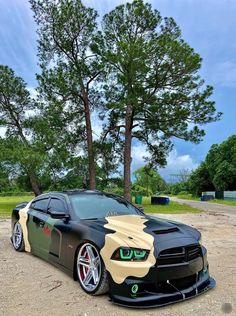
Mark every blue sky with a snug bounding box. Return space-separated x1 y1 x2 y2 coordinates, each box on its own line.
0 0 236 181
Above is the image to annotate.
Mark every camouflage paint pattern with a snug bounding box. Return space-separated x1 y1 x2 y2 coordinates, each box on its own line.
100 215 156 284
18 202 32 252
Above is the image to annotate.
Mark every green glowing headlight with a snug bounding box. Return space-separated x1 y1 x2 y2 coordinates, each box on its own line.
133 249 147 259
119 248 133 259
112 247 149 261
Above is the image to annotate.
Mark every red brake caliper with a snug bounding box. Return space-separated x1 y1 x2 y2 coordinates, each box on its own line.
80 248 89 281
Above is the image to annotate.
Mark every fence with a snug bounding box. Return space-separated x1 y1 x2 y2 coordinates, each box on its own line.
202 191 236 200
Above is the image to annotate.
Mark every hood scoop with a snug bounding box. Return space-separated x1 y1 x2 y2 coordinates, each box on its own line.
153 227 179 235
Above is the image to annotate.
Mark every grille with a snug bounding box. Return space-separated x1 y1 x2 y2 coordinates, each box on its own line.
158 244 201 265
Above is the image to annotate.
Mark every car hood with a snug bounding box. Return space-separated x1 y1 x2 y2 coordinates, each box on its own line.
91 214 200 251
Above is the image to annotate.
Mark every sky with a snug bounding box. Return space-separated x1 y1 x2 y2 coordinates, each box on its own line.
0 0 236 181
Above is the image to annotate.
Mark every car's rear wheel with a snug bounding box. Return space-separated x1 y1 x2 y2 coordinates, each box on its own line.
12 221 25 252
77 243 108 295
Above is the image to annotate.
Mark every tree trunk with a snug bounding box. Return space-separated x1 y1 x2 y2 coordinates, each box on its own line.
83 91 96 190
124 104 133 202
29 173 41 196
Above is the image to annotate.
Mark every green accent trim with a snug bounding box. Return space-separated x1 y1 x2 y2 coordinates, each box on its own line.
203 267 208 274
131 284 139 294
119 248 133 259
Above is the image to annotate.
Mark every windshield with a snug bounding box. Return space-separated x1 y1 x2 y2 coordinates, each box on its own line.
69 193 141 219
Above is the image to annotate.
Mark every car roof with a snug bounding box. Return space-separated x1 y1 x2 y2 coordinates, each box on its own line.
40 189 110 196
33 190 119 201
62 189 101 195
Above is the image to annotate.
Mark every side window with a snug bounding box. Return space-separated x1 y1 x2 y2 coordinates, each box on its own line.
48 198 66 213
31 198 49 213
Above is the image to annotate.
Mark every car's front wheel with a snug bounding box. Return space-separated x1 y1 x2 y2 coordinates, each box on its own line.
12 221 25 252
77 243 108 295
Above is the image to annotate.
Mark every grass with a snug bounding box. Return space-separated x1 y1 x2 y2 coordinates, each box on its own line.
134 196 200 214
174 194 236 206
0 195 33 218
175 194 200 201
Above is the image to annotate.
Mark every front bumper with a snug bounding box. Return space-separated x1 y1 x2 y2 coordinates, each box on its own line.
110 268 215 308
108 248 216 308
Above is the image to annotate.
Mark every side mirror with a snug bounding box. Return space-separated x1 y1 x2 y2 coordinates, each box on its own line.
48 209 70 220
137 206 144 212
133 204 144 213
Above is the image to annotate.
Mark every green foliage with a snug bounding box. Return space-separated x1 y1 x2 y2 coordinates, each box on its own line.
30 0 104 189
169 181 189 195
0 195 34 217
0 65 31 134
206 136 236 190
0 65 44 195
188 135 236 194
132 165 166 196
188 162 213 196
0 164 11 192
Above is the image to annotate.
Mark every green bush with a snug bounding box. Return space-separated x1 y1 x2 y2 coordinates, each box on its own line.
177 191 190 196
132 184 152 196
0 191 34 197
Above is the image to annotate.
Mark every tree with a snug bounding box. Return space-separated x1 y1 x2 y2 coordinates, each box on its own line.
0 163 11 192
188 162 214 196
205 135 236 191
188 135 236 195
0 65 42 195
133 165 166 196
30 0 102 189
94 0 221 201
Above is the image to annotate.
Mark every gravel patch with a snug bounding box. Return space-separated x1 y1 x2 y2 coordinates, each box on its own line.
0 210 236 316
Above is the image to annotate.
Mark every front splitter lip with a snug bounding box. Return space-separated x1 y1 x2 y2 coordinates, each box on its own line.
109 277 216 309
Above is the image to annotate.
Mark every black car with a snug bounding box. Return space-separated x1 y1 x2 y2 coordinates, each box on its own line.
11 190 215 308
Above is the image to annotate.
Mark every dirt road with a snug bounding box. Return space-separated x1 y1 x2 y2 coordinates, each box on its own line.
171 197 236 215
1 210 236 316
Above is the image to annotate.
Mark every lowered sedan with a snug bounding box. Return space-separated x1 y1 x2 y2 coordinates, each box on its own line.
11 190 215 308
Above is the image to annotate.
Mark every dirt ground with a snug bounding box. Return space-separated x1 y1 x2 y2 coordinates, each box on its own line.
1 208 236 316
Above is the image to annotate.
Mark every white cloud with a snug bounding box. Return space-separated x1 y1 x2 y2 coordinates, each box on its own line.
27 87 38 99
131 144 198 181
159 149 198 182
131 143 150 172
91 112 104 140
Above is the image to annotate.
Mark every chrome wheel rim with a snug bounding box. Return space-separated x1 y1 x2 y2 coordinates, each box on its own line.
13 222 23 249
77 243 101 292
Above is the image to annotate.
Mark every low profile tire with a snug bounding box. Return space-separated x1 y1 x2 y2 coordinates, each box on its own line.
12 221 25 252
76 243 109 295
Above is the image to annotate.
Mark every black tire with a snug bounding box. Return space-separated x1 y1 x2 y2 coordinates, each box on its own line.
76 242 109 295
12 221 25 252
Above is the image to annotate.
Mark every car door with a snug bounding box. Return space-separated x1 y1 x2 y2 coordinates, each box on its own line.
28 195 70 266
28 196 50 259
47 196 68 264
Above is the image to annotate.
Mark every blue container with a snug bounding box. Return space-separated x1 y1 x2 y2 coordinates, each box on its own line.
201 195 214 201
151 196 170 205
